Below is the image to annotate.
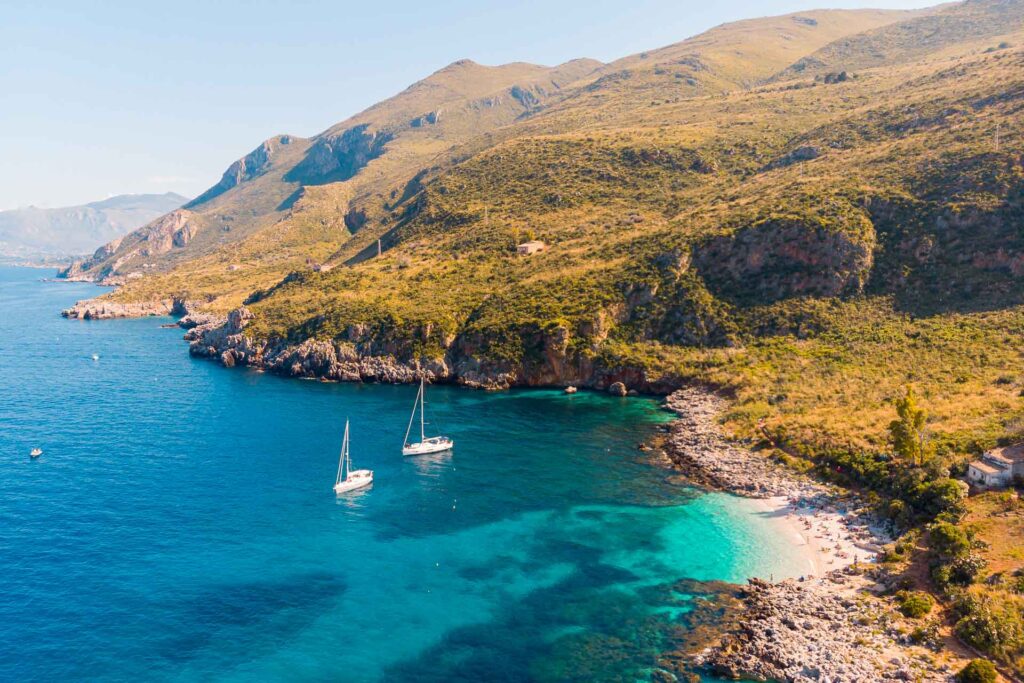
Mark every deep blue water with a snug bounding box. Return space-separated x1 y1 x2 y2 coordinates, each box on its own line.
0 266 797 681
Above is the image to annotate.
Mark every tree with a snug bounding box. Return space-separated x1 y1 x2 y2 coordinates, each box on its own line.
956 659 997 683
890 386 929 466
929 521 970 558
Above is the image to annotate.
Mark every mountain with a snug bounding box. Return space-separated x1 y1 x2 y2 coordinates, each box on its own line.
62 1 1022 450
0 193 188 261
57 0 1024 671
58 58 602 290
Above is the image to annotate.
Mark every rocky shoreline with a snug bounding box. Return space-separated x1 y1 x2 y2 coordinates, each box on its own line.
659 388 961 682
179 304 675 392
61 298 191 320
695 575 956 682
55 296 965 680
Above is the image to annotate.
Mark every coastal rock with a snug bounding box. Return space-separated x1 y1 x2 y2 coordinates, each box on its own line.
61 297 192 320
697 576 953 682
182 304 695 392
609 381 628 396
662 388 820 498
657 387 958 682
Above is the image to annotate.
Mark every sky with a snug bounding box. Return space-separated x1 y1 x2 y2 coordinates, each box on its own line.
0 0 937 210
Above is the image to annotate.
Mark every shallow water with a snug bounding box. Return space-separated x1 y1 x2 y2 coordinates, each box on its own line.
0 266 796 681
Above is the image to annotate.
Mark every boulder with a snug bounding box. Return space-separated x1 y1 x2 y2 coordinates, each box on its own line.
609 381 628 396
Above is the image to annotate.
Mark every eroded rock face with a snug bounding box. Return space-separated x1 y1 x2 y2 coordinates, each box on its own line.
693 217 875 303
140 210 200 256
57 236 126 280
186 135 293 206
185 306 667 392
62 299 172 321
289 125 392 184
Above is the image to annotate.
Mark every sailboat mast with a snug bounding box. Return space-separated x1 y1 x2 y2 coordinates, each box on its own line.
420 377 426 442
403 380 420 447
337 420 350 484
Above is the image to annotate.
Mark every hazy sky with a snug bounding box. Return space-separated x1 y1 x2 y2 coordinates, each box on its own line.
1 0 936 210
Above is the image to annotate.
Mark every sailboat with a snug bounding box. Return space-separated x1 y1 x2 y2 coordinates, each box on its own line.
402 377 453 456
333 420 373 494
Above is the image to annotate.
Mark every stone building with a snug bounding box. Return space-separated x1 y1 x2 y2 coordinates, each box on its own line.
967 444 1024 488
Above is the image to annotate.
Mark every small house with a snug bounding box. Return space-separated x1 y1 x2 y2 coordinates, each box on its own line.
967 444 1024 488
517 240 546 255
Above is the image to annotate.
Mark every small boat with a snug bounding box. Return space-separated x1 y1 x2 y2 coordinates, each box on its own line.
91 354 100 361
564 386 578 394
333 420 373 494
30 448 42 458
402 377 453 456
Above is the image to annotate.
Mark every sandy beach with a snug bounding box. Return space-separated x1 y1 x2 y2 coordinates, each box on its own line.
660 387 960 681
751 495 886 578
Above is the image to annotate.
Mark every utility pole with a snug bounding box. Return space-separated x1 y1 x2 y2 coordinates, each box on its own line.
377 239 382 257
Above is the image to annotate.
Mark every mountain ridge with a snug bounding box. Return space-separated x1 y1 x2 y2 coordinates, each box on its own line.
0 192 187 260
53 0 1024 674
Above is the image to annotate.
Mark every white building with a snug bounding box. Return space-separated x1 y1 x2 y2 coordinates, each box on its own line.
516 240 546 255
967 444 1024 488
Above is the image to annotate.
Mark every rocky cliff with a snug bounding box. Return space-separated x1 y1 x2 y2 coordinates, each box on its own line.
57 209 201 282
693 214 876 304
61 298 192 320
183 305 679 393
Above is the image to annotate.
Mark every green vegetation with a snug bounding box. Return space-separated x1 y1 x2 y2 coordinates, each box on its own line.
897 590 935 618
63 0 1024 672
890 387 931 467
956 659 998 683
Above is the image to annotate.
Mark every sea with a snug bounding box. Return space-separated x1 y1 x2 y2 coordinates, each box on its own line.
0 266 799 681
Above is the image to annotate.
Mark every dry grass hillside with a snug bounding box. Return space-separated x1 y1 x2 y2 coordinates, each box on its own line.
61 0 1024 672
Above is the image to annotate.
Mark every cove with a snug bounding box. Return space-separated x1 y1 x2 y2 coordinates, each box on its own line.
0 266 798 681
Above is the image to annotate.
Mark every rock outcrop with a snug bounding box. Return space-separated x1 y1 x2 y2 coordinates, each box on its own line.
138 209 200 256
61 298 190 320
183 305 675 392
694 216 875 303
698 576 953 682
58 209 201 282
186 135 296 206
288 125 392 184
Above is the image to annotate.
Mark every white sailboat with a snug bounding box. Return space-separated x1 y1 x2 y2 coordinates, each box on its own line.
334 420 373 494
402 377 453 456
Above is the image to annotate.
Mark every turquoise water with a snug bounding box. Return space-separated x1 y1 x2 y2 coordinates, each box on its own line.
0 266 797 681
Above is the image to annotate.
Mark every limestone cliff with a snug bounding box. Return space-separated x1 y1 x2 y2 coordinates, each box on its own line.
184 306 677 393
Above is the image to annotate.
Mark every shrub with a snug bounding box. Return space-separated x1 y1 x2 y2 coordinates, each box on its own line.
929 521 971 558
897 590 935 618
909 622 940 649
954 595 1024 653
948 554 987 586
914 479 968 519
956 659 997 683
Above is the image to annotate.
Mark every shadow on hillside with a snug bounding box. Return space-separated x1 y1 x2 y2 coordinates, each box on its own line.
276 188 303 212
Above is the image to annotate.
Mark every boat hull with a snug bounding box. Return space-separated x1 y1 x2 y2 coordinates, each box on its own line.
402 439 453 457
334 469 373 494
